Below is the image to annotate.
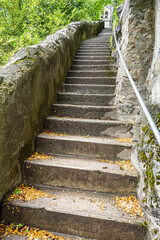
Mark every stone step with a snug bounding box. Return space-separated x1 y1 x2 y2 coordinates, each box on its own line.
2 187 147 240
75 56 114 60
81 42 110 45
24 156 138 194
36 134 132 161
76 50 111 55
45 117 132 138
2 231 88 240
73 59 114 65
78 47 111 51
79 44 110 47
63 84 116 94
57 93 115 106
71 65 115 71
80 44 110 47
76 53 111 57
83 37 111 40
52 104 118 120
67 70 117 78
66 77 116 85
82 40 110 43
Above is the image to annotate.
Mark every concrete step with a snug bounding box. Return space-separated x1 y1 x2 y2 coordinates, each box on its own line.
78 47 111 51
24 156 138 194
80 44 110 47
67 70 117 78
73 59 114 65
83 37 111 41
57 93 115 106
76 51 111 55
45 117 132 138
66 77 116 85
71 65 115 71
2 231 88 240
63 84 116 94
2 187 147 240
82 40 110 43
52 104 118 120
75 56 114 60
75 54 111 58
36 133 132 161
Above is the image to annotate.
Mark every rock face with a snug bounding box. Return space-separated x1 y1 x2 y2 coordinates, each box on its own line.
0 21 104 202
115 0 160 239
115 0 155 120
147 0 160 105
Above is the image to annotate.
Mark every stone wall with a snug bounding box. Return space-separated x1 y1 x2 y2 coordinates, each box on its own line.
115 0 160 239
115 0 155 121
0 21 104 203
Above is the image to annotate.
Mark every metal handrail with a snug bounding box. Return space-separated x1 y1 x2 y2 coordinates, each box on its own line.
113 25 160 146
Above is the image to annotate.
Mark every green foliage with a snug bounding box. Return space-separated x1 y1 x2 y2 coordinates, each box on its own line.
139 108 160 210
112 0 124 27
0 0 122 66
14 188 21 195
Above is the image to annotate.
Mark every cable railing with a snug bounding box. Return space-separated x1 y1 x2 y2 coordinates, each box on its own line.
113 25 160 146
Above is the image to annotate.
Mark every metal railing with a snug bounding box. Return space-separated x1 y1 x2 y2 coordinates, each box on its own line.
113 25 160 146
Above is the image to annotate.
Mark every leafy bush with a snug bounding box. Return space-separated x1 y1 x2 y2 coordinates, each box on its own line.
0 0 123 66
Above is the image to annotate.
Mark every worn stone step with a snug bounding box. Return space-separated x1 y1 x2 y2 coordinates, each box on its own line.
2 187 147 240
45 117 132 138
71 65 115 71
80 44 110 48
82 41 110 44
81 41 110 44
63 84 116 94
57 93 115 106
79 44 110 47
73 60 114 65
67 70 117 78
76 51 111 55
83 37 111 41
36 134 132 161
24 156 138 194
80 44 110 46
78 47 111 51
75 56 114 60
2 228 89 240
52 104 118 120
66 77 116 85
75 54 111 58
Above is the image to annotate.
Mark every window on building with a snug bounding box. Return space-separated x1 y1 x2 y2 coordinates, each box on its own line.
105 11 108 18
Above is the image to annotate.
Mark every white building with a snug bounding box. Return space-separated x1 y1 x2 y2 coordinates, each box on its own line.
101 5 114 28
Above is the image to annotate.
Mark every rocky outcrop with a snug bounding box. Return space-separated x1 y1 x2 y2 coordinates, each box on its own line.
115 0 155 120
0 21 104 202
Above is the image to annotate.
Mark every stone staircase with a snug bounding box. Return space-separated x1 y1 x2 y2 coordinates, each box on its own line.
1 29 147 240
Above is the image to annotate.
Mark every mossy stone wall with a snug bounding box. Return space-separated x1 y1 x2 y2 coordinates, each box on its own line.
0 21 104 202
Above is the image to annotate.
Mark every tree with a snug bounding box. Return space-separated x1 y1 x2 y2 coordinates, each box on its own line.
0 0 123 66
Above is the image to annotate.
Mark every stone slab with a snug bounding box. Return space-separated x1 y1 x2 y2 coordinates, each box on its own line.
45 117 132 138
52 104 117 120
2 187 147 240
65 77 116 85
67 70 117 78
36 133 132 161
63 84 116 94
24 155 137 194
57 93 115 106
